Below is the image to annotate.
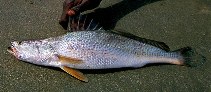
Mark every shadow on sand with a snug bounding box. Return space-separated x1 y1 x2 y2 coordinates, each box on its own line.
86 0 161 30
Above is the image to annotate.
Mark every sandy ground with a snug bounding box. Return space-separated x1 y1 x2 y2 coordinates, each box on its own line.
0 0 211 91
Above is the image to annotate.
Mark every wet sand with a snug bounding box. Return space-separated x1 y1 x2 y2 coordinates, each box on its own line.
0 0 211 91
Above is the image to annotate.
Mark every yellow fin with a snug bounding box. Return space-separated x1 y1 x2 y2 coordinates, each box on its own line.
61 66 88 82
57 55 84 64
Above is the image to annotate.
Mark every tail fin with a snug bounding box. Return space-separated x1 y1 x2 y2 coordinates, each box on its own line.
175 47 206 67
68 13 103 32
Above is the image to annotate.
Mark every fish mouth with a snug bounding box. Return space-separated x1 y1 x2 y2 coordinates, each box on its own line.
7 46 14 53
7 45 18 58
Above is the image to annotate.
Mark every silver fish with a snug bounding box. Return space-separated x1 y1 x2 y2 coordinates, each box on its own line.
7 16 192 82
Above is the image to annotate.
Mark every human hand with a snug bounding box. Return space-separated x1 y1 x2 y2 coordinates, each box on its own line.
59 0 102 30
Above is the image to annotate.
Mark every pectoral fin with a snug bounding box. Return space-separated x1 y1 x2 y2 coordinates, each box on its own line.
56 55 84 64
61 66 88 82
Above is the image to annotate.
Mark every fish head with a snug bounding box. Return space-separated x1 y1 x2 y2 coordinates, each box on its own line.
7 41 49 65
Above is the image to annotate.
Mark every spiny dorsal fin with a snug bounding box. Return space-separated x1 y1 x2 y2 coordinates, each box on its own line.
110 30 170 51
56 55 84 64
61 66 88 82
68 14 103 31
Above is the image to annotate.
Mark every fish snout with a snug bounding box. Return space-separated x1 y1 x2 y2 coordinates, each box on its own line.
8 46 12 51
7 46 17 54
7 46 19 59
7 46 15 54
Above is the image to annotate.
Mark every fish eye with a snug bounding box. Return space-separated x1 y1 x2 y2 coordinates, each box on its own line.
18 41 22 45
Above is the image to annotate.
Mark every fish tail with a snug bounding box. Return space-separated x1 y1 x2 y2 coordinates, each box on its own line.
174 47 206 67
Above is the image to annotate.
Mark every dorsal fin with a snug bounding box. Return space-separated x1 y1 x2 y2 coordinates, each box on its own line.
110 30 170 51
68 13 103 31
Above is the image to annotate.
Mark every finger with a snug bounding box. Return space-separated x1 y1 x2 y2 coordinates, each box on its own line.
73 0 102 12
67 9 76 16
71 0 89 13
73 0 83 6
59 0 75 30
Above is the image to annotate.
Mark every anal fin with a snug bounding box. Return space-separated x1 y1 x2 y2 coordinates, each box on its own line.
61 66 88 82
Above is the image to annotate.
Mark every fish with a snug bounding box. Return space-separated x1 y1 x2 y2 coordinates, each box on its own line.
7 16 193 82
